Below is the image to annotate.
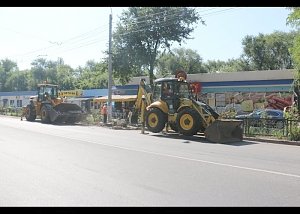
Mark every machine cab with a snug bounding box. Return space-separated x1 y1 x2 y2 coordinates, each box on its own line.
37 84 58 102
153 78 190 113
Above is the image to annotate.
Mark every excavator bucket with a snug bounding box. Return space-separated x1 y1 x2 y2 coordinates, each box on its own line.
49 103 86 123
204 119 243 143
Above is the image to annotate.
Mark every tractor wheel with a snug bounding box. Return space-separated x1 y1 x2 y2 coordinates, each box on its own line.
25 105 36 121
145 108 167 133
176 108 201 136
41 105 50 123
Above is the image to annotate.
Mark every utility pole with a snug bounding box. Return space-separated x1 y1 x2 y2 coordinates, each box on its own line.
107 13 113 123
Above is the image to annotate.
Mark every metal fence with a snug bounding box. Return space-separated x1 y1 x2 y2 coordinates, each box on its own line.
240 118 300 138
0 107 23 117
1 106 299 139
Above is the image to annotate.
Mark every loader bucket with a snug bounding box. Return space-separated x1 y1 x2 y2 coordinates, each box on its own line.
204 119 243 143
49 103 86 123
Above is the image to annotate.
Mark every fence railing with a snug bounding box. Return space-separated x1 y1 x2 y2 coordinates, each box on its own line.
1 107 299 139
0 107 23 117
239 118 300 138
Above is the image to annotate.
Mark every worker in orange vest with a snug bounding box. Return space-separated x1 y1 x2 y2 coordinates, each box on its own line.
101 103 108 124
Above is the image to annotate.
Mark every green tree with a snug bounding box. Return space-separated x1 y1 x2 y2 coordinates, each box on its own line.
75 60 108 90
29 58 48 88
56 58 76 90
156 47 206 77
286 7 300 112
0 59 18 91
242 31 295 70
242 33 269 70
202 60 227 73
0 64 4 91
112 7 204 85
287 8 300 69
4 70 29 91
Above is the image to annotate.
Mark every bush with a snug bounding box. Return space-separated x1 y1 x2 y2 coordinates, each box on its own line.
273 130 285 139
288 126 300 141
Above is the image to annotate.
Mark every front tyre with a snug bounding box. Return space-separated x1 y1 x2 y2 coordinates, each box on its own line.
25 105 36 121
41 105 51 123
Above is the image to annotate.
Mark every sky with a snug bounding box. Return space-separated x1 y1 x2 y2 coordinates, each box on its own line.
0 7 294 71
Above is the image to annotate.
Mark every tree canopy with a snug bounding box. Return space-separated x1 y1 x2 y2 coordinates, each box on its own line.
156 47 206 77
286 7 300 112
112 7 204 85
242 31 295 70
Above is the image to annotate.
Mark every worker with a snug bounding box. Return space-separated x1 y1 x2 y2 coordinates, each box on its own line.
127 108 133 125
163 83 173 97
21 98 34 121
101 103 108 124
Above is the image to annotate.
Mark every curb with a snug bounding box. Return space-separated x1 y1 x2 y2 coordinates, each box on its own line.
243 137 300 146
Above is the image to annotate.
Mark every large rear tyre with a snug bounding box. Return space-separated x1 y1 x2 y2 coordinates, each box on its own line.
41 105 51 123
145 108 167 133
25 105 36 121
177 108 201 136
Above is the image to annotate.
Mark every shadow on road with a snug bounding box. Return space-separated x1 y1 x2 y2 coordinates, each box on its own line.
21 119 87 126
150 131 258 146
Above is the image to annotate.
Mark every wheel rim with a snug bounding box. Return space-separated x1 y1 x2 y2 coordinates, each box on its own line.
148 112 158 128
179 113 194 131
276 121 283 129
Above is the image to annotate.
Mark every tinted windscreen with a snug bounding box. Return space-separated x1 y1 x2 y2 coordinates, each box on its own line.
177 82 190 98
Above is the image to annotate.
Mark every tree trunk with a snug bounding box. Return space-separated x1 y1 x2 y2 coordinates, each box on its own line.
148 39 160 87
149 63 154 86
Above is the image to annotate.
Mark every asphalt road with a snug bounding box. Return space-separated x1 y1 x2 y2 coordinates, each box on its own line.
1 115 300 206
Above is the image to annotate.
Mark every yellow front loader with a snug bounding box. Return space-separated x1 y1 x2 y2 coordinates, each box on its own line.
22 82 87 124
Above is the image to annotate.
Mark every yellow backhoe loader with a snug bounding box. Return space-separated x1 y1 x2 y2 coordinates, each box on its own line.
22 82 87 124
134 71 243 143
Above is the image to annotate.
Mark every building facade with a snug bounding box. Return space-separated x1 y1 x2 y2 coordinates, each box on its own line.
0 69 295 114
188 69 295 113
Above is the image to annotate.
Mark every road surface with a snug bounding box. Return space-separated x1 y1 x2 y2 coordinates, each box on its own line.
0 115 300 206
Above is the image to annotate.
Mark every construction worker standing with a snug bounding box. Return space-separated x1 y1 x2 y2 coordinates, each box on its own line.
101 103 108 124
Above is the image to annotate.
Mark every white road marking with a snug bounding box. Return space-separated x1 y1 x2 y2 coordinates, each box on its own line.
2 117 299 179
57 134 300 179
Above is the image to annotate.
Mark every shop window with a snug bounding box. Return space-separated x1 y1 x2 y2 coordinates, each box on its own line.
10 100 15 107
17 100 22 107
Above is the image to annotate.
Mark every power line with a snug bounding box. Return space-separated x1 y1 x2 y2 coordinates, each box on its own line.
116 12 191 37
197 7 218 13
8 7 242 67
50 37 108 55
112 8 186 27
60 24 108 44
114 7 239 38
199 8 237 17
10 7 231 59
0 25 59 44
6 24 109 59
